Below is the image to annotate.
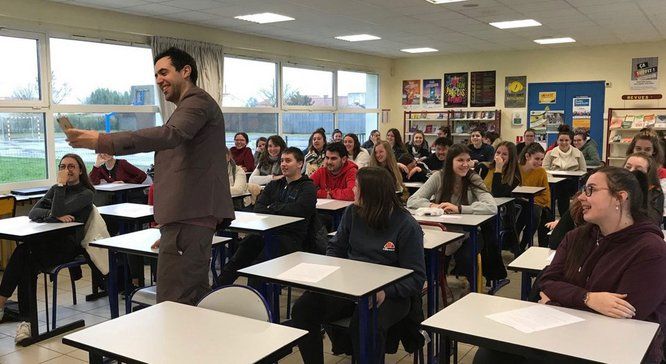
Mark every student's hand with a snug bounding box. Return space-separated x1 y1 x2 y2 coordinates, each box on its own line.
94 154 108 168
112 180 125 184
409 167 422 178
57 169 69 185
326 190 332 199
397 163 409 173
494 155 504 171
585 292 636 319
545 220 559 230
65 129 100 150
369 290 386 308
56 215 75 223
440 203 459 214
151 239 160 250
538 291 551 304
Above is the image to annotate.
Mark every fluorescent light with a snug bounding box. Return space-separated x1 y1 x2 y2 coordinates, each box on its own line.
335 34 381 42
234 12 294 24
401 47 438 53
489 19 541 29
534 37 576 44
425 0 468 3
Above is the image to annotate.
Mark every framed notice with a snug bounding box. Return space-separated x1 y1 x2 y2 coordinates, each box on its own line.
631 57 658 90
505 76 526 108
572 96 591 129
402 80 421 106
539 91 557 104
422 79 442 106
470 71 496 107
444 72 468 107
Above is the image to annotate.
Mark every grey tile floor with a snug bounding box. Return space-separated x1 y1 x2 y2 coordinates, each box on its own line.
0 251 523 363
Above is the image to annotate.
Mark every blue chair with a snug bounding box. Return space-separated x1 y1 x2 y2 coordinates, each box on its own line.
42 255 87 330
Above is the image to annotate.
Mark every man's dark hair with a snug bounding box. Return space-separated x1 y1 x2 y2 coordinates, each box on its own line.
471 127 485 137
154 47 198 84
398 153 415 165
325 142 348 158
434 137 453 148
283 147 305 163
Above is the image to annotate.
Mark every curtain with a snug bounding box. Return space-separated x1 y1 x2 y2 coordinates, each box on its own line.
150 36 224 121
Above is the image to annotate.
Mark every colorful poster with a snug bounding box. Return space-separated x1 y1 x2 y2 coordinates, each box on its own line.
538 91 557 104
572 96 591 129
422 79 442 106
444 72 468 107
470 71 496 107
505 76 526 108
402 80 421 106
631 57 658 90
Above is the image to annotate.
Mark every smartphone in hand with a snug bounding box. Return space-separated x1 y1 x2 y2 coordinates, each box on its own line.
56 116 74 131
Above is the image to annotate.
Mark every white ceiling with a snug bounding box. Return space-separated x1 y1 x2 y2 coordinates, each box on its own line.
49 0 666 58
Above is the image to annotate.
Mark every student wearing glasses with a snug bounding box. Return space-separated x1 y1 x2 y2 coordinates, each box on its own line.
0 154 94 326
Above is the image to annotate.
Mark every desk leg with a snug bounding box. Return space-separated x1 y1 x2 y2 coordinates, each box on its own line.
123 254 131 315
262 231 281 323
108 251 119 319
440 334 452 364
549 183 556 216
527 196 535 248
467 228 479 293
521 272 532 301
89 352 103 364
425 249 436 364
358 295 370 364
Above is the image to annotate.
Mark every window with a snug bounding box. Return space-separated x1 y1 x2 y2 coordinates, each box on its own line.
222 57 277 108
0 36 42 102
50 38 157 105
283 113 334 150
224 113 278 148
282 66 333 108
337 113 378 143
0 113 47 184
337 71 378 109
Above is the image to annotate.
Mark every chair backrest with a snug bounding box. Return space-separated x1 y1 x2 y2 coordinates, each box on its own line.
0 196 16 219
196 285 272 322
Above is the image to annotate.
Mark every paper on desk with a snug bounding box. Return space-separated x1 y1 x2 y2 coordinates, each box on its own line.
486 305 584 333
547 250 556 263
316 199 335 208
232 214 269 224
277 263 340 283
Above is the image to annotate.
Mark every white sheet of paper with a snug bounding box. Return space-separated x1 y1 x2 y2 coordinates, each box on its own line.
277 263 340 283
547 250 556 263
232 214 269 224
316 200 335 208
486 305 584 333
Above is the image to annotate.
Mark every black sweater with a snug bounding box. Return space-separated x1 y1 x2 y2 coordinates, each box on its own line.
29 183 94 243
328 206 426 299
254 175 317 253
468 143 494 163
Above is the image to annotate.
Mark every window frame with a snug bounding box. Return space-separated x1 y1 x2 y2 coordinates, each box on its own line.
0 29 49 108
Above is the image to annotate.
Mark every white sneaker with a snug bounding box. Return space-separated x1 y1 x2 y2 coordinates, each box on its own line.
14 322 30 343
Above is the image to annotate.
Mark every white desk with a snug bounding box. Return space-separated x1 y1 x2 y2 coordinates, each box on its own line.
546 170 587 177
62 301 307 364
229 211 303 233
2 193 46 204
0 216 84 346
404 182 425 189
422 293 659 364
508 247 554 300
97 203 153 220
316 198 353 211
547 176 566 184
411 211 494 295
94 183 148 203
91 228 231 319
239 251 412 364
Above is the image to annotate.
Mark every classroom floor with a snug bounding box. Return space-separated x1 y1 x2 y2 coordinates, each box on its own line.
0 251 522 364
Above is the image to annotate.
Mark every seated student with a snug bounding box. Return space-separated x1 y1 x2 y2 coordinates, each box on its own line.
431 125 451 148
219 147 316 286
627 129 666 179
543 129 586 216
483 131 502 150
406 130 430 161
573 128 601 166
229 132 255 172
290 167 426 363
423 137 452 172
249 135 286 185
397 153 428 183
407 144 498 283
253 137 267 166
361 129 380 150
226 149 251 208
343 133 370 169
386 128 408 158
369 140 405 193
310 142 358 201
0 154 94 324
517 143 551 250
468 128 494 166
303 130 327 176
516 128 536 156
89 153 147 185
331 128 343 143
479 141 521 197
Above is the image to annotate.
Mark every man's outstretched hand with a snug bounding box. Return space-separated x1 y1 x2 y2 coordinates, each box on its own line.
66 129 100 150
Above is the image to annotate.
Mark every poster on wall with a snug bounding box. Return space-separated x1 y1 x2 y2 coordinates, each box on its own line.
505 76 526 108
530 110 564 132
572 96 591 129
538 91 557 104
630 57 658 90
402 80 421 106
422 79 442 106
444 72 468 107
470 71 496 107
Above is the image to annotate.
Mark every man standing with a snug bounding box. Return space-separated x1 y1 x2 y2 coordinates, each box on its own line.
310 142 357 201
516 128 536 156
65 47 234 305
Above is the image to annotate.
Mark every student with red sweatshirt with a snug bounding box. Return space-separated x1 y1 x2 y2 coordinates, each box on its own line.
310 142 358 201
